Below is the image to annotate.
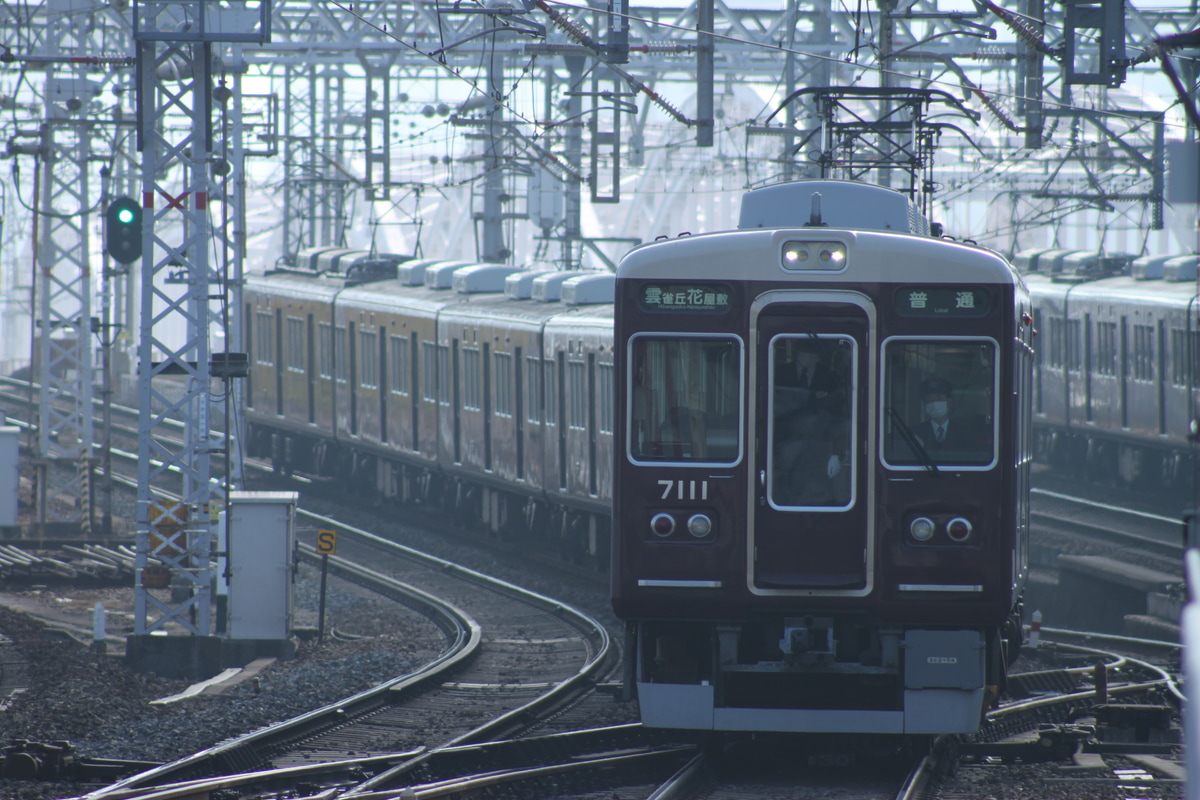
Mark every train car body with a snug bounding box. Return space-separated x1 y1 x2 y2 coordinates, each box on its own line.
612 180 1033 735
244 256 617 565
544 294 615 511
437 273 558 492
1026 271 1200 489
334 281 454 461
245 271 343 472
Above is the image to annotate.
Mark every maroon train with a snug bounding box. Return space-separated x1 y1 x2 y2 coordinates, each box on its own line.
611 180 1033 734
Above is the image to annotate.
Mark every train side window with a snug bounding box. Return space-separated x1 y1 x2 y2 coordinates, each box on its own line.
1132 324 1154 381
256 312 274 365
494 352 513 417
463 347 482 410
598 362 614 435
1170 329 1200 386
881 338 998 470
360 330 378 388
627 334 742 465
245 302 254 404
318 323 333 378
1095 322 1118 376
545 359 557 425
526 355 541 423
334 326 348 383
421 341 438 402
1045 318 1059 367
1066 319 1082 371
568 360 587 430
286 317 304 372
1032 310 1042 365
768 335 854 509
390 335 409 395
437 344 451 406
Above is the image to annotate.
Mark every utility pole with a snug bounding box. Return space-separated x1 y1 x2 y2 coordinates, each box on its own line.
128 0 264 675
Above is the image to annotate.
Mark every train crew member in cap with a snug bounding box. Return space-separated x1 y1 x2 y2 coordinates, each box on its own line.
916 376 982 455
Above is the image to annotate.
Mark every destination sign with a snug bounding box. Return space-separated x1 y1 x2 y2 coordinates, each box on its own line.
895 287 991 318
639 283 732 313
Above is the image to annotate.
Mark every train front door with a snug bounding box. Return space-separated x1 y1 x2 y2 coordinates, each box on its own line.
748 292 875 595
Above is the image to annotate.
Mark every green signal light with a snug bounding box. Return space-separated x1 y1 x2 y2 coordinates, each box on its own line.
116 207 136 225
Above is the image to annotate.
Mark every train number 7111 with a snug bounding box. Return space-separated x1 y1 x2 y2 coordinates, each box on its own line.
658 479 709 501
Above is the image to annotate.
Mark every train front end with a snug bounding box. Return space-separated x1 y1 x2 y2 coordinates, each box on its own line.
611 180 1032 735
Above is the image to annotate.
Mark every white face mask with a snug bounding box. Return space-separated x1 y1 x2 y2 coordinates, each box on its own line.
925 401 948 419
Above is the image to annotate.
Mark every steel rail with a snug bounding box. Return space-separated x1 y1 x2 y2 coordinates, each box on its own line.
345 745 696 800
898 636 1179 799
299 507 616 796
80 554 482 800
1030 487 1184 565
79 507 613 800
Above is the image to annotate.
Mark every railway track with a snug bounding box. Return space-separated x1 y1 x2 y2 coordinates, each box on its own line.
52 627 1182 800
76 508 615 800
1031 486 1184 569
349 634 1181 800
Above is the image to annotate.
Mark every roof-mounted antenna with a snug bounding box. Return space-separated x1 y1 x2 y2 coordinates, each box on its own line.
805 192 827 227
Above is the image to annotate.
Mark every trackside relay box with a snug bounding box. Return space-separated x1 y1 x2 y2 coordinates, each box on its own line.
224 491 298 642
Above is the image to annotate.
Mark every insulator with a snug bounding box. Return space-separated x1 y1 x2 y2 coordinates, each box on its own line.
1129 44 1161 66
973 88 1021 133
975 46 1014 61
641 41 688 54
983 0 1053 55
535 0 598 50
653 95 688 124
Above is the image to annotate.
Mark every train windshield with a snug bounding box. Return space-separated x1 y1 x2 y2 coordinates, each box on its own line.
882 338 998 469
768 335 856 510
628 335 742 464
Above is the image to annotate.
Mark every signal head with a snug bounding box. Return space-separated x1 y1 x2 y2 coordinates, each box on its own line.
105 196 143 264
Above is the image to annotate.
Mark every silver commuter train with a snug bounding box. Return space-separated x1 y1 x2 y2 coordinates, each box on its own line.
244 250 618 568
1023 254 1200 496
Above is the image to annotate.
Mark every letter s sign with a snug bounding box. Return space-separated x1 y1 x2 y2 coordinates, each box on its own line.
317 529 337 555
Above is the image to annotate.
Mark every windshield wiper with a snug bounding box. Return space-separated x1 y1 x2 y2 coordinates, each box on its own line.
886 407 939 476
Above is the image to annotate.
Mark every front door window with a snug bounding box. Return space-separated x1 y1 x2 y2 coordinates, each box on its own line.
768 335 856 510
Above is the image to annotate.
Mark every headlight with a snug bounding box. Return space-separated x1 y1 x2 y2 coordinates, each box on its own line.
781 240 847 272
687 513 713 538
819 244 846 264
947 517 973 542
782 242 811 265
650 513 675 537
910 517 935 542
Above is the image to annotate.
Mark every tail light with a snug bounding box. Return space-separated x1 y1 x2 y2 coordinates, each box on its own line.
650 513 675 537
947 517 973 542
687 513 713 538
909 517 935 542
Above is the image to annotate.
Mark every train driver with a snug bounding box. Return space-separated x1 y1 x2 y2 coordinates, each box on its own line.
915 376 987 458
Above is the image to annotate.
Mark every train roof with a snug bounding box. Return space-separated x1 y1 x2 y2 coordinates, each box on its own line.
337 277 473 314
544 301 614 328
1024 272 1199 307
738 180 929 234
619 227 1015 285
437 290 584 327
245 269 346 299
